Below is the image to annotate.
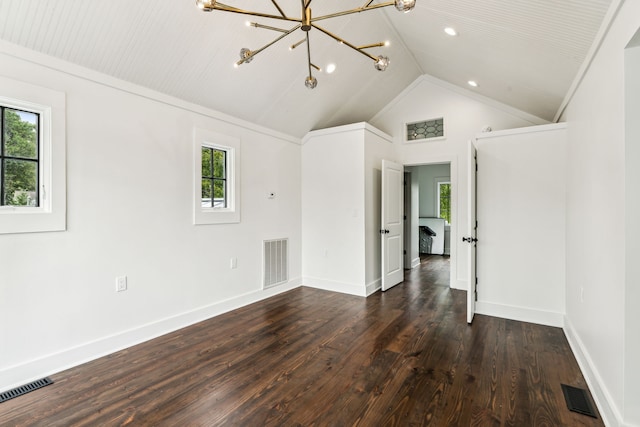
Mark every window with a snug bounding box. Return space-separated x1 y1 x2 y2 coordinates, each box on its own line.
1 107 40 207
201 147 227 208
406 118 445 142
437 181 451 224
193 128 240 225
0 76 66 234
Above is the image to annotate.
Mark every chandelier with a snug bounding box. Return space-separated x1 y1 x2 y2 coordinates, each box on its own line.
195 0 417 89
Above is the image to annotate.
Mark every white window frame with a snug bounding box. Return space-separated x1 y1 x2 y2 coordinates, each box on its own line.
193 128 240 225
0 76 66 234
436 178 451 225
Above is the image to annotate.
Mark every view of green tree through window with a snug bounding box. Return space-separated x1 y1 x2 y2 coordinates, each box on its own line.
1 107 39 207
201 146 227 208
438 182 451 224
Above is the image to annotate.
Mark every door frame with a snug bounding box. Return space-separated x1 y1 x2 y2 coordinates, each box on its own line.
403 155 458 290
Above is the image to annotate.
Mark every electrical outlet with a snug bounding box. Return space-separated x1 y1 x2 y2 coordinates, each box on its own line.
116 276 128 292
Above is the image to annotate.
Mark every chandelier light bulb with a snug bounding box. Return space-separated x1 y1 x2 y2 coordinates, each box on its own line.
305 76 318 89
394 0 416 13
195 0 216 12
374 56 390 71
326 63 336 74
239 48 253 64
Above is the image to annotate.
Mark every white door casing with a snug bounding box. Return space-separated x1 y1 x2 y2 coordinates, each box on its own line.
466 140 478 323
382 160 404 291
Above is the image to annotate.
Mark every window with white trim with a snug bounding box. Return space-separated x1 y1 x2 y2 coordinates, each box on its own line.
437 181 451 225
0 76 66 234
193 128 240 225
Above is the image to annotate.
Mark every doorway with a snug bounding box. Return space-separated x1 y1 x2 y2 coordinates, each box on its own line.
403 159 457 290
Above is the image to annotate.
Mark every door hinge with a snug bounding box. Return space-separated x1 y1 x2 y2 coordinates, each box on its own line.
404 215 407 220
403 250 407 255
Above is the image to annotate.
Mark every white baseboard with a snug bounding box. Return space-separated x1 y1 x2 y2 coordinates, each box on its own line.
475 301 564 327
366 278 381 296
563 316 626 427
0 278 302 393
411 257 421 269
302 276 367 297
453 279 467 291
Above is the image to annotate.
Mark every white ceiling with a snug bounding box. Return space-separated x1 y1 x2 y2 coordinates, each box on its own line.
0 0 612 138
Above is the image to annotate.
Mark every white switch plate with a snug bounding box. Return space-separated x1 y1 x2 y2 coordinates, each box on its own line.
230 257 237 269
116 276 127 292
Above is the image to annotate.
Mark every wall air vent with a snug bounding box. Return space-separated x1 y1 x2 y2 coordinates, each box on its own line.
263 238 288 288
0 377 53 403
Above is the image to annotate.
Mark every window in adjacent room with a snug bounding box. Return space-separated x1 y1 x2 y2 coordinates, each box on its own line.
193 128 240 225
437 181 451 224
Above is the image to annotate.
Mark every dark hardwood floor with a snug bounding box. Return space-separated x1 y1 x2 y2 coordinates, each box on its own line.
0 255 602 426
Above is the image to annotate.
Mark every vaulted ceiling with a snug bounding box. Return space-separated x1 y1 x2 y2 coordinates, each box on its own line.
0 0 612 138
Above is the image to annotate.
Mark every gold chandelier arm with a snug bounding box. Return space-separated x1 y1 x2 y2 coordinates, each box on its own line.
362 0 375 7
312 1 395 22
250 22 290 33
237 24 302 66
358 42 386 49
311 24 378 62
213 2 298 22
270 0 287 18
306 33 313 77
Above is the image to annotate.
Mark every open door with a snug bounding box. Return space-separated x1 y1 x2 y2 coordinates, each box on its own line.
381 160 404 291
464 140 478 323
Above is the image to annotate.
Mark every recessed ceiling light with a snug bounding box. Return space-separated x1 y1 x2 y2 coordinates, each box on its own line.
444 27 457 36
468 80 478 87
326 63 337 74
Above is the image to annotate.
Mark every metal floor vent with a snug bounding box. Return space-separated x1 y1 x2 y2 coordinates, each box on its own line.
264 238 288 288
0 377 53 404
561 384 597 418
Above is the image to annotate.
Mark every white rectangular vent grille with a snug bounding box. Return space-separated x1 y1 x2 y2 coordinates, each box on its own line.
263 238 288 288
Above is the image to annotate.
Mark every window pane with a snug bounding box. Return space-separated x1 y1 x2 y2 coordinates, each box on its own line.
439 183 451 223
202 147 212 178
3 159 38 206
213 179 226 208
213 150 225 179
4 109 38 159
201 179 212 207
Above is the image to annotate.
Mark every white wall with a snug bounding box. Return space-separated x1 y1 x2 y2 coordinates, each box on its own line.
301 125 367 295
475 124 566 327
371 75 545 289
0 44 302 392
625 40 640 427
560 2 640 425
301 123 394 297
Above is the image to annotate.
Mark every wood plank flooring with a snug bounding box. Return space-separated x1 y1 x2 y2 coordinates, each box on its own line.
0 256 602 426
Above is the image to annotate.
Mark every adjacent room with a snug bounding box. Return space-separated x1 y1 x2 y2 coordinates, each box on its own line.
1 0 638 425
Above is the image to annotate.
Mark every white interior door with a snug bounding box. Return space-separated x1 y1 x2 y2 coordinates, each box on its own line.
465 140 478 323
381 160 404 291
